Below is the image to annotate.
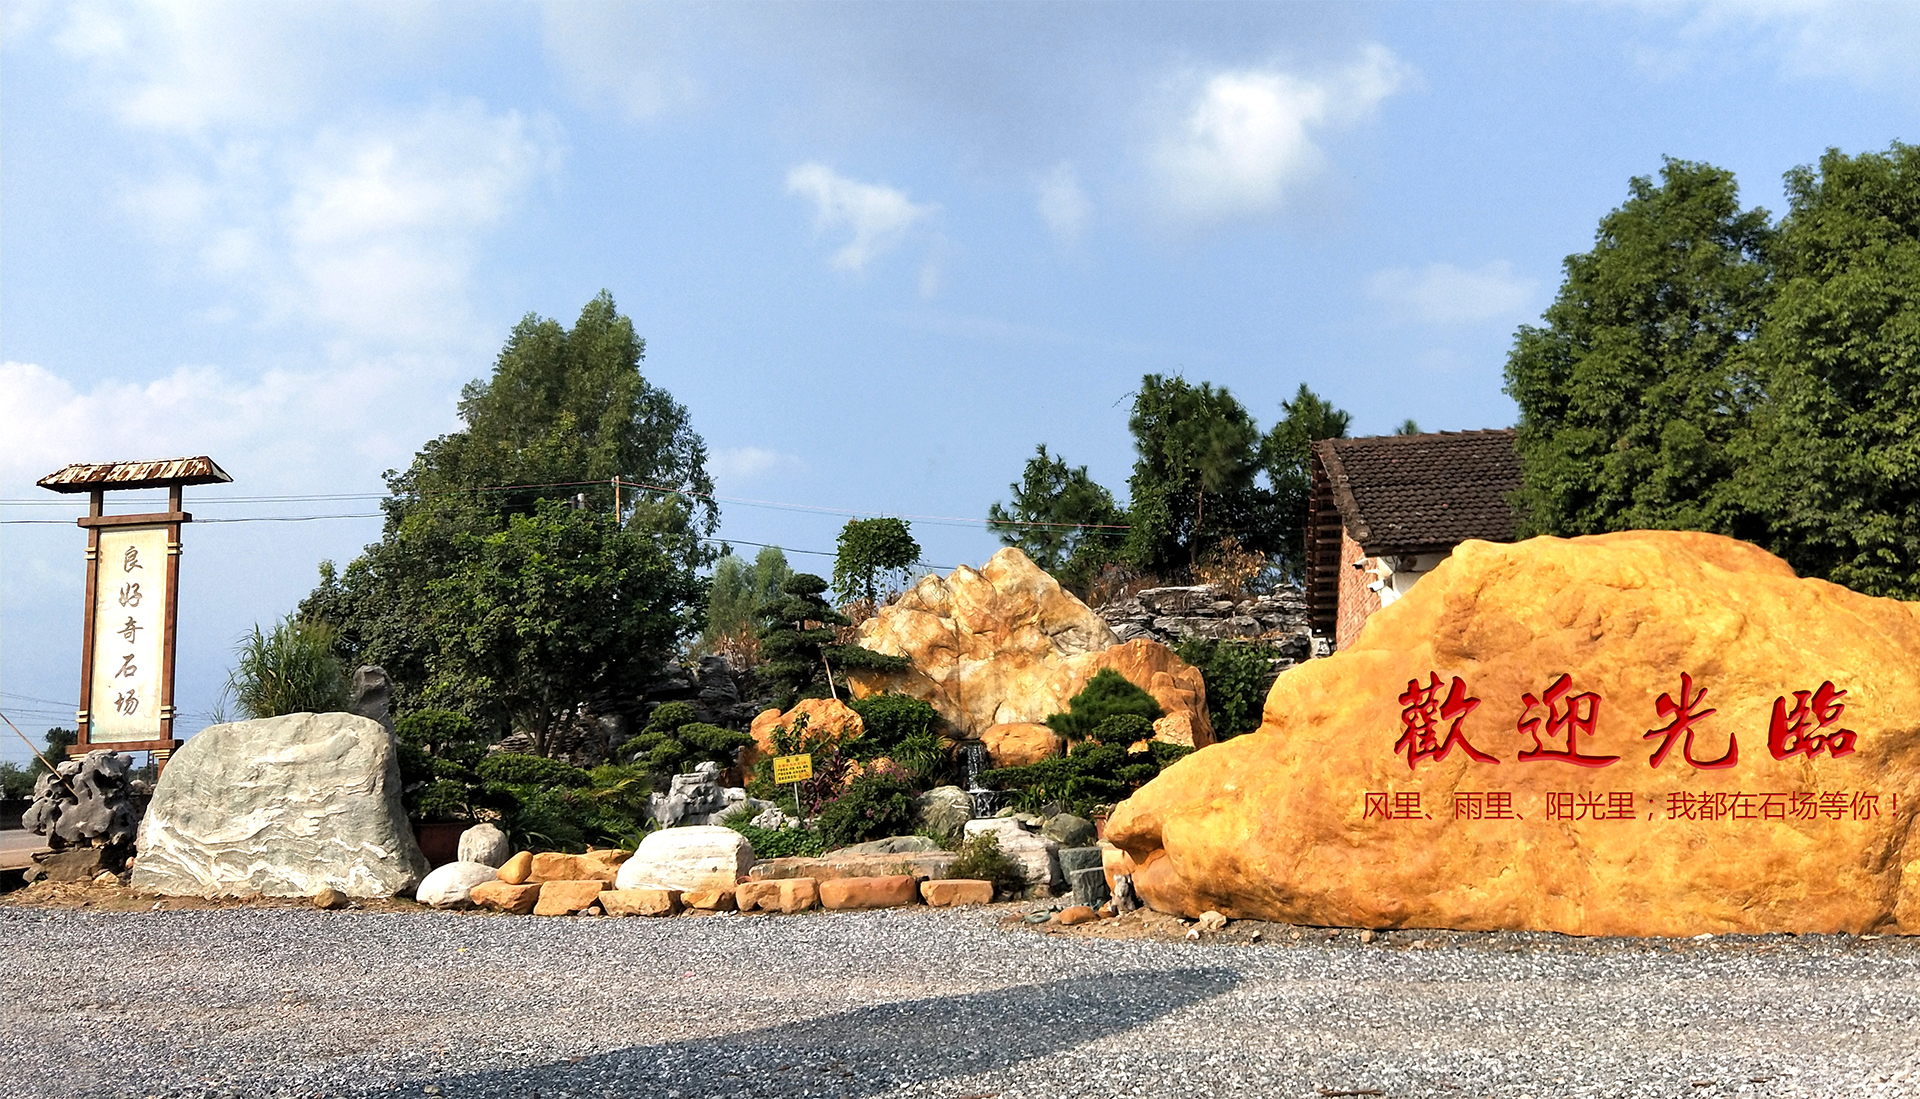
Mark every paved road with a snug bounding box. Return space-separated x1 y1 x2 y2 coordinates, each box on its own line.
1 904 1916 1099
0 829 47 871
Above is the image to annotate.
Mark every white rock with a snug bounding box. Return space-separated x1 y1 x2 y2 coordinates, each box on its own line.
614 825 754 892
964 817 1060 891
456 823 510 867
130 712 431 899
415 861 499 908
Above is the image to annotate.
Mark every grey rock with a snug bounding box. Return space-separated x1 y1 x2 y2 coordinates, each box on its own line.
25 750 143 854
130 712 430 899
414 861 499 908
649 761 733 827
1041 813 1097 848
1069 866 1111 908
1056 846 1104 875
912 786 974 841
829 835 942 856
747 804 796 830
347 666 392 731
33 847 112 882
456 823 510 868
964 818 1060 893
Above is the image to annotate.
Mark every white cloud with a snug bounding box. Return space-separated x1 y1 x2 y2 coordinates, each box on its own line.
1148 45 1409 225
1367 261 1536 325
786 162 938 273
113 101 561 348
1036 161 1091 243
49 1 416 134
708 446 804 485
1626 1 1920 90
540 3 699 120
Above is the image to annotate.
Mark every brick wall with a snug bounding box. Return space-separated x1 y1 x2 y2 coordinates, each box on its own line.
1335 528 1382 651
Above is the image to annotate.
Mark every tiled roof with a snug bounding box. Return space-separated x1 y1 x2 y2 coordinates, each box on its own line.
1312 429 1520 555
37 456 233 493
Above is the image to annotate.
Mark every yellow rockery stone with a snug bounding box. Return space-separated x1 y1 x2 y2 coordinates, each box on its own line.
846 547 1213 748
1105 531 1920 937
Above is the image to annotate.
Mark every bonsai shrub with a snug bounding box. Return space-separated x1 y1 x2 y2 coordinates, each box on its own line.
1172 637 1276 740
948 832 1025 899
624 701 752 779
985 713 1189 817
1044 669 1163 742
394 708 490 823
847 693 950 785
815 764 919 849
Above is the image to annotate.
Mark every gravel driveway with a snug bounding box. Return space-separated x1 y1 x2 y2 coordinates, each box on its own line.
2 905 1916 1099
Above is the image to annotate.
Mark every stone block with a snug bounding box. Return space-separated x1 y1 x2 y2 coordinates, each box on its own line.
415 861 499 908
1057 846 1104 875
736 877 817 913
497 851 534 885
819 875 918 910
1069 866 1111 909
530 851 621 884
920 879 994 907
615 825 753 892
130 712 429 899
1042 814 1097 848
471 880 541 915
747 851 957 882
532 879 608 916
457 823 511 868
601 888 683 917
1057 905 1098 926
682 888 737 911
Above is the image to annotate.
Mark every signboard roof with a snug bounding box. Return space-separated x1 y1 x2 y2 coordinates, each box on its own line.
37 456 233 493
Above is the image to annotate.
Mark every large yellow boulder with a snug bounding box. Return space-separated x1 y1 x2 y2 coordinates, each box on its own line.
847 548 1212 748
744 697 865 772
1105 531 1920 937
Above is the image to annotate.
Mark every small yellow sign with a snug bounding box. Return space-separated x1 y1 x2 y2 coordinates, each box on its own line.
772 753 814 784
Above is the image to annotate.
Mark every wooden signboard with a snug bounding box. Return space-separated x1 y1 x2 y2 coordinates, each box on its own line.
37 456 231 765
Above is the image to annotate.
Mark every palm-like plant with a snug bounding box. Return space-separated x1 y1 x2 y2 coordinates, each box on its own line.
227 615 349 719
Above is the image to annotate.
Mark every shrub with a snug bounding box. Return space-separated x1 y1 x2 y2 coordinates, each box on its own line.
723 818 830 859
1044 669 1162 741
815 765 919 849
625 702 751 779
949 832 1025 899
1090 713 1155 747
984 740 1191 818
1173 637 1276 740
748 712 854 816
393 708 491 822
847 693 941 755
477 753 593 788
227 615 347 719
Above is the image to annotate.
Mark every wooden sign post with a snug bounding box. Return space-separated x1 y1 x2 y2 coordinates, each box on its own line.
37 457 231 769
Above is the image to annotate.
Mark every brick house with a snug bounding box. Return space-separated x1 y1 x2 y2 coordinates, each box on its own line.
1306 429 1522 651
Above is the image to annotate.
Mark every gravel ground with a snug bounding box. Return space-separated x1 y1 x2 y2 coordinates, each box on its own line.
2 904 1918 1099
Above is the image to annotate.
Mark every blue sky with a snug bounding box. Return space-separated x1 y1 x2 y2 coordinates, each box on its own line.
3 1 1915 760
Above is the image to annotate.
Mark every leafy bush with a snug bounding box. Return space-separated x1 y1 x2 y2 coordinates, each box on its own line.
0 761 34 800
1044 669 1163 741
748 712 854 816
1090 714 1155 746
815 765 920 849
984 740 1191 818
1173 637 1276 740
847 693 951 784
227 615 348 719
949 832 1025 899
393 709 491 822
723 819 830 859
624 702 751 779
477 753 593 788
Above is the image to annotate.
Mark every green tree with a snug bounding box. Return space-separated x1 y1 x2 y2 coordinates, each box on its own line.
757 574 910 708
624 702 752 778
986 444 1128 591
1744 143 1920 598
1505 159 1775 537
33 727 76 774
1125 375 1272 577
702 545 791 652
832 518 921 606
425 500 701 756
300 291 715 724
1260 384 1352 582
1395 419 1422 435
1173 638 1275 740
1043 668 1164 741
226 616 349 719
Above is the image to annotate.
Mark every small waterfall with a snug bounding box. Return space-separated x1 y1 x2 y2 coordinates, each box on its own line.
961 741 998 818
